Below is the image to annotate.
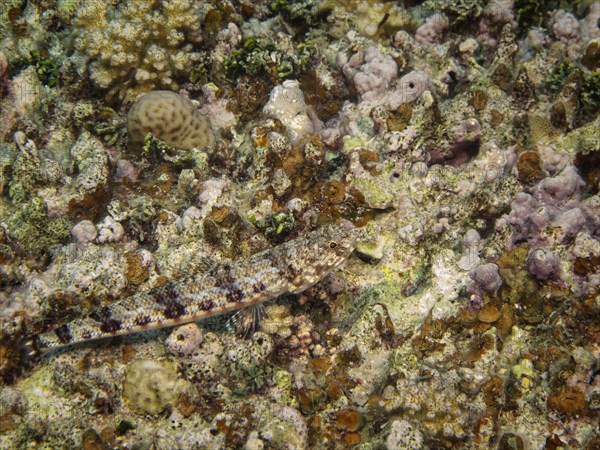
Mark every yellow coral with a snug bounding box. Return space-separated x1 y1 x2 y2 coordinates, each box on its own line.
73 0 205 100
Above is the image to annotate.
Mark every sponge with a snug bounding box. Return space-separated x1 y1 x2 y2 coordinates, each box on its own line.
127 91 215 150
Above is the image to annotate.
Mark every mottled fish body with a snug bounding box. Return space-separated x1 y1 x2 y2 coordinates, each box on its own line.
27 224 359 355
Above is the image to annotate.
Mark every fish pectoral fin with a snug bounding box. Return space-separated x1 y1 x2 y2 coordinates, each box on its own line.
225 304 268 338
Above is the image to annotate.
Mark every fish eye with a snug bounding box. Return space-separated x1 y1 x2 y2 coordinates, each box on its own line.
329 241 337 249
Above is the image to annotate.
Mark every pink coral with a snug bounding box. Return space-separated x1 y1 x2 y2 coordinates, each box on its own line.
344 46 398 104
550 10 581 44
415 14 449 46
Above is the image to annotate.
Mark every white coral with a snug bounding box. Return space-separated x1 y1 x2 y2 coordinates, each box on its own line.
97 216 125 243
263 80 313 144
71 220 97 244
550 10 581 43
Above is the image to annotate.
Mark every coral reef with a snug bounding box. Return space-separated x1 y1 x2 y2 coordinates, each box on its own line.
0 0 598 449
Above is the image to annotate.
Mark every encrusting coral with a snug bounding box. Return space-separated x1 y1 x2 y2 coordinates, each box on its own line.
122 359 189 415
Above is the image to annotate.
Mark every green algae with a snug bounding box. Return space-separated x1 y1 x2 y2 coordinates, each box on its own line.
9 50 60 88
224 37 317 82
4 196 72 255
271 0 326 27
250 211 296 240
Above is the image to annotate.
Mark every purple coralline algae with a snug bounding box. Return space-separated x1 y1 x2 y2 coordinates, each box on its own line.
415 13 449 46
528 248 562 281
533 166 585 207
470 262 503 292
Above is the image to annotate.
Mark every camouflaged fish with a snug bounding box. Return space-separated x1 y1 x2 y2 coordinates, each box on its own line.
26 223 359 356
